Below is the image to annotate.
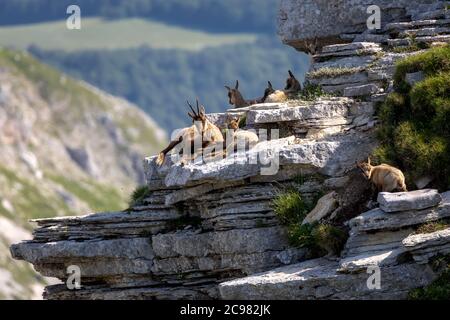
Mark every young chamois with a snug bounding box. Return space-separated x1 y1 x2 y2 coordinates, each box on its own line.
225 80 274 108
156 100 224 166
356 158 408 193
225 116 259 156
265 70 302 103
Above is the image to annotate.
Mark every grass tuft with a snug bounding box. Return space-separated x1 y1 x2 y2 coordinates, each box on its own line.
374 45 450 190
129 185 151 208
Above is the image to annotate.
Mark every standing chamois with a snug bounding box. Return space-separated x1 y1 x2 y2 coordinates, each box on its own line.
225 80 274 108
265 70 302 103
156 99 224 166
356 158 408 193
225 116 259 156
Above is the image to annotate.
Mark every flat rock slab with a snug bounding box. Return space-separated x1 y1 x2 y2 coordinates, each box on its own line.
378 189 442 213
350 192 450 233
145 132 376 187
219 258 436 300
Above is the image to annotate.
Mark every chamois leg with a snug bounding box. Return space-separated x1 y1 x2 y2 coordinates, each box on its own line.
156 136 183 166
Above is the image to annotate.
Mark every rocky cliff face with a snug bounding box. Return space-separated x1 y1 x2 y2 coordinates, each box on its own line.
0 49 166 299
278 0 448 51
9 0 450 300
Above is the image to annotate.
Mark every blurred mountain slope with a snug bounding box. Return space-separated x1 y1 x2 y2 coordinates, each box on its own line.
0 48 166 299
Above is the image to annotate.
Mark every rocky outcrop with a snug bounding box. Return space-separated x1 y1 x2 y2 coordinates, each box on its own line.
10 94 378 299
9 1 450 300
278 0 449 51
281 1 450 98
219 191 450 300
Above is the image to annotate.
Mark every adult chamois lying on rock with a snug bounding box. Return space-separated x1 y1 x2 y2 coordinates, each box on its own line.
265 70 302 103
224 116 259 156
225 80 274 108
356 158 408 193
156 99 224 166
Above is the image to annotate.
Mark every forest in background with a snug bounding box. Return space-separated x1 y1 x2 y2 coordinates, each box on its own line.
0 0 278 33
0 0 309 133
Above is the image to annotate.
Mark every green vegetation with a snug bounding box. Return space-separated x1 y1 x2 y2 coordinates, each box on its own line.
129 185 151 208
409 256 450 300
238 116 247 129
0 166 72 227
374 45 450 190
295 82 334 101
272 190 311 225
272 188 346 256
414 221 449 235
287 222 347 256
31 37 308 132
0 18 257 52
308 67 364 79
48 174 125 213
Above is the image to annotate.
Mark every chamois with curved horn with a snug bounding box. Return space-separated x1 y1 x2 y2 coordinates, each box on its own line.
225 80 275 108
225 116 259 156
265 70 302 103
156 99 224 166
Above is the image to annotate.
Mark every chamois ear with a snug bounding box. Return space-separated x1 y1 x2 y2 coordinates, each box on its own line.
268 81 273 89
225 85 231 91
199 105 206 116
235 80 239 90
367 157 371 166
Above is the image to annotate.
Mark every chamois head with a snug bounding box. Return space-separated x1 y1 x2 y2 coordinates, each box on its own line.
285 70 302 92
356 157 373 179
187 99 207 135
225 80 247 107
227 116 241 130
264 81 275 100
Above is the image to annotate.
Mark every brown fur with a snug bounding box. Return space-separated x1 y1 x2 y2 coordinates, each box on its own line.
156 100 224 166
266 71 302 103
225 80 274 108
284 70 302 94
356 158 408 193
225 116 259 156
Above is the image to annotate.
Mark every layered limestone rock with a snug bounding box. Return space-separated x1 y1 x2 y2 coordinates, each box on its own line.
10 0 450 300
220 191 450 300
11 95 378 299
279 0 449 51
284 1 450 99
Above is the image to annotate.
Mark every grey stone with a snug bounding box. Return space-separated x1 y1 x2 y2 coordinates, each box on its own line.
402 228 450 264
246 98 352 125
302 192 337 225
344 84 380 97
405 71 425 86
219 259 437 300
349 193 450 233
415 176 434 189
378 189 442 213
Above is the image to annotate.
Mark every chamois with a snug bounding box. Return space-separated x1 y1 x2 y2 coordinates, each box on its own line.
225 116 259 156
156 100 224 166
356 158 408 193
265 70 302 103
225 80 274 108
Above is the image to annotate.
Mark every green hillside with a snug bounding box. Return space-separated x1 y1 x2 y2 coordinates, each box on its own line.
0 18 257 52
0 48 166 299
